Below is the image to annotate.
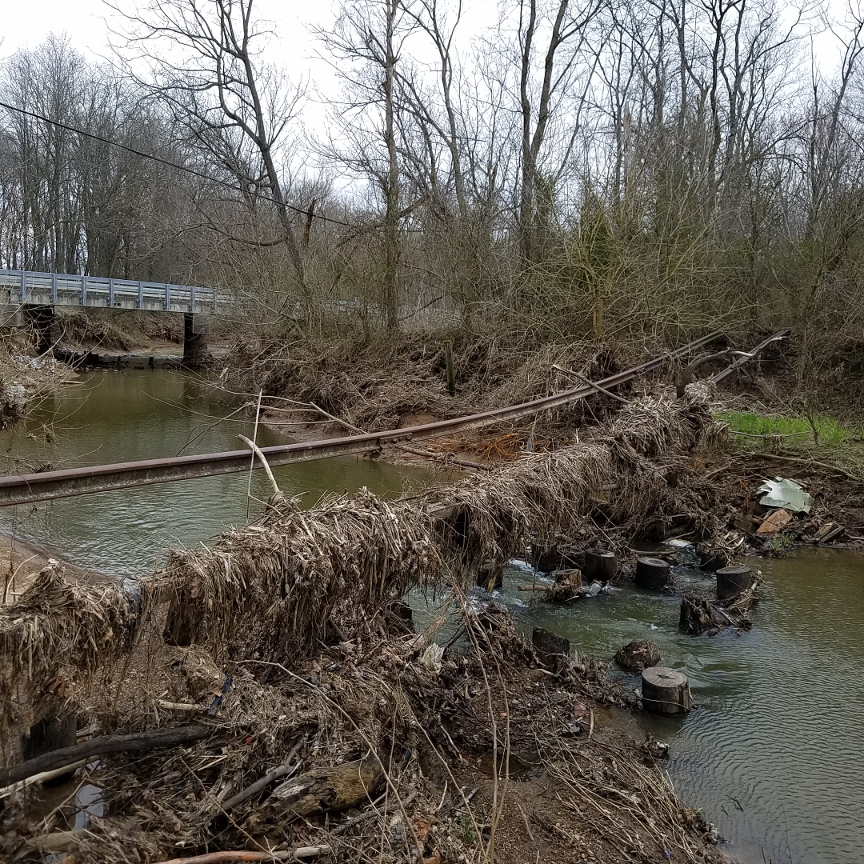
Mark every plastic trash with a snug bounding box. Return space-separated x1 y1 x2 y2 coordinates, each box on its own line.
757 477 814 514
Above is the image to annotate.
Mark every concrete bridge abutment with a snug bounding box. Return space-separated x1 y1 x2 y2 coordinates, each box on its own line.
22 304 57 355
183 312 209 368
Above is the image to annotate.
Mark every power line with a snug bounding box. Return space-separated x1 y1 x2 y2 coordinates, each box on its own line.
0 100 359 230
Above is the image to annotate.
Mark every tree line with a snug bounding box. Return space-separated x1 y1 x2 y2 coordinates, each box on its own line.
2 0 864 379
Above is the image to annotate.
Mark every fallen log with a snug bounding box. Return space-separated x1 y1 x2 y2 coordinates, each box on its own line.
245 757 384 828
0 724 211 786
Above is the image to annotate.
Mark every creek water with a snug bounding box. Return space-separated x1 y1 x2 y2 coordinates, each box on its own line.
0 369 440 577
3 370 863 864
494 551 864 864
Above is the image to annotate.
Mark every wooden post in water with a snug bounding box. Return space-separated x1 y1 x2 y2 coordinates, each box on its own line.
641 667 692 714
532 627 571 664
584 549 617 581
716 565 752 600
22 712 78 784
635 556 671 588
444 340 456 396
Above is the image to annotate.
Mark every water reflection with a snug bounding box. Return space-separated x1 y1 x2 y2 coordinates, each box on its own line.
0 369 442 577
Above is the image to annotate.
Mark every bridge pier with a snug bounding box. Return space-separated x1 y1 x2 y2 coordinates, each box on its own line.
183 312 209 368
22 304 56 355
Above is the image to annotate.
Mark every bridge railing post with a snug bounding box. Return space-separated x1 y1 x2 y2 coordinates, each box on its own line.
51 273 58 304
138 281 143 309
165 284 170 310
190 284 195 313
81 275 88 306
108 278 115 307
21 271 26 303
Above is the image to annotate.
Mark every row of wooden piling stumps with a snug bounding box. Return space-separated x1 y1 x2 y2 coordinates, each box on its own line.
519 545 759 715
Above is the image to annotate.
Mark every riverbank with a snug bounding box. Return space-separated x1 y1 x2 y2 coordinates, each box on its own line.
0 333 76 430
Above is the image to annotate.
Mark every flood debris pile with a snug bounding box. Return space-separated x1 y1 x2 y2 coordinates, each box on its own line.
0 565 136 748
0 386 733 862
0 578 722 864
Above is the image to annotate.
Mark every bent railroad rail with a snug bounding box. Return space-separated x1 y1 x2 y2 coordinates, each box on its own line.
0 268 228 314
0 332 729 507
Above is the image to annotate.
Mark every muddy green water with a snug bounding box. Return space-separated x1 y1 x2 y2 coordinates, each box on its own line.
0 369 440 577
497 550 864 864
3 370 863 864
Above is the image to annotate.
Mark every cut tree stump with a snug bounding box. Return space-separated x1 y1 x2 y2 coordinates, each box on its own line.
583 549 617 582
641 667 692 714
21 713 77 785
635 556 671 589
477 560 504 591
246 757 384 828
716 565 752 600
530 543 560 573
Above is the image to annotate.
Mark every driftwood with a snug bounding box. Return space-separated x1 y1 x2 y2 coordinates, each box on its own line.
0 724 211 786
245 757 385 828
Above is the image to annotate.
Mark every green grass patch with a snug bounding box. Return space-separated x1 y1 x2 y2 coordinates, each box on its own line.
718 411 855 445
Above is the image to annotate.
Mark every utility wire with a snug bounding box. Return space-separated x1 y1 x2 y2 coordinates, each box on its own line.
0 99 360 230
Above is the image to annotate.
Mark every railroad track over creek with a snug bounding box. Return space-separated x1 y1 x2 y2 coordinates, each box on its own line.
0 330 787 507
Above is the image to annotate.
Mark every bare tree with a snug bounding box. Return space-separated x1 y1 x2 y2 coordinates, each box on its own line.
316 0 417 332
109 0 311 319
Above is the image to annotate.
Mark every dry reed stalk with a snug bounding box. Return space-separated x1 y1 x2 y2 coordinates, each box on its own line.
144 386 724 666
0 565 137 745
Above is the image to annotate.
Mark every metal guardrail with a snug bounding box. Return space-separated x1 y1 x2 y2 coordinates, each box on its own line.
0 269 226 314
0 331 725 507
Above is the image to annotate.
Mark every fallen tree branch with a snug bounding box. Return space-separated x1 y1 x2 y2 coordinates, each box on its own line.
237 435 281 495
0 724 211 786
748 452 861 482
220 741 303 812
152 847 328 864
0 759 87 799
552 364 630 404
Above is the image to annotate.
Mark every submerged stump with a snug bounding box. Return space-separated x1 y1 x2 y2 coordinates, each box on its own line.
716 565 752 600
477 560 504 591
615 640 661 672
641 667 692 714
679 595 722 634
584 549 617 582
635 556 671 589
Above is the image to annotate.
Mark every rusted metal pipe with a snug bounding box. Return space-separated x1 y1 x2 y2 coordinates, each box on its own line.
0 332 722 507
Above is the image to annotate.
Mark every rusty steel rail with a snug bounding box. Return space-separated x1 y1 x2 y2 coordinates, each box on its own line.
709 329 789 384
0 332 723 507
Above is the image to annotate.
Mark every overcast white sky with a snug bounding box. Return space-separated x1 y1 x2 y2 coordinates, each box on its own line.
0 0 851 109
